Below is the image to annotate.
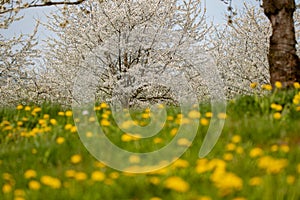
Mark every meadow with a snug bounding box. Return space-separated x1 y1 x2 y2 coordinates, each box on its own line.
1 83 300 200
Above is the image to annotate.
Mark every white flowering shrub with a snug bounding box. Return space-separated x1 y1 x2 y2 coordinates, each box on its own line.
43 0 212 106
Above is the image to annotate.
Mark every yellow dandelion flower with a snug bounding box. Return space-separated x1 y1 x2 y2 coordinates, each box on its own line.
31 148 37 154
85 131 93 138
232 198 247 200
164 176 190 193
286 175 295 185
177 138 192 146
74 172 87 181
153 137 163 144
64 124 73 130
65 110 73 117
121 133 141 142
217 112 227 119
40 176 61 189
200 118 209 126
273 112 281 120
24 106 31 111
270 103 283 111
100 102 108 108
56 137 65 144
167 116 174 121
65 170 76 178
198 196 212 200
70 126 77 133
28 180 40 190
58 111 65 116
70 154 82 164
249 177 262 186
129 155 141 164
142 113 150 119
258 156 288 174
280 144 290 153
32 107 41 113
250 82 258 89
297 163 300 173
294 82 300 89
150 197 162 200
14 189 25 197
170 128 178 136
205 112 213 118
275 81 282 89
249 147 263 158
24 169 37 179
14 197 25 200
231 135 241 143
226 143 236 151
16 105 23 110
270 144 278 152
2 184 12 193
50 119 57 125
262 84 272 91
101 119 110 126
149 177 160 185
188 110 201 119
223 153 233 161
91 171 105 182
171 159 189 168
109 172 119 179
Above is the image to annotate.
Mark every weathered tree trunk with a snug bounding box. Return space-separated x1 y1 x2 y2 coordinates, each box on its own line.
263 0 300 87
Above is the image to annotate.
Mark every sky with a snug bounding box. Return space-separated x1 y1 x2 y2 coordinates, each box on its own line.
0 0 253 42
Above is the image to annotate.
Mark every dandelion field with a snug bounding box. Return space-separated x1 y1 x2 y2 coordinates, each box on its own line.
1 84 300 200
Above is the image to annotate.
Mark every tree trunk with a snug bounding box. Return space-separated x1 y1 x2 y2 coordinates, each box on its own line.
263 0 300 87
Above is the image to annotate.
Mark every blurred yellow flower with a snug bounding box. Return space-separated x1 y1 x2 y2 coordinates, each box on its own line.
262 84 272 91
188 110 201 119
2 184 12 193
294 82 300 89
24 169 37 179
150 197 162 200
64 123 73 130
297 163 300 173
223 153 233 161
101 119 110 126
16 105 23 110
58 111 65 116
65 170 76 178
275 81 282 89
200 118 209 126
71 154 82 164
172 159 189 168
198 196 212 200
258 156 288 174
28 180 40 190
249 177 262 186
121 133 141 142
249 147 263 158
149 177 160 185
170 128 178 136
91 171 105 182
100 102 108 108
74 172 87 181
14 189 25 197
273 112 281 120
270 103 283 111
56 137 65 144
217 113 227 119
153 137 163 144
177 138 192 146
211 171 243 196
231 135 241 143
109 172 119 179
129 155 141 164
24 106 31 111
164 176 190 192
286 175 295 185
250 82 258 89
280 144 290 153
226 143 236 151
65 110 73 117
205 112 213 118
50 119 57 125
40 176 61 189
270 144 278 152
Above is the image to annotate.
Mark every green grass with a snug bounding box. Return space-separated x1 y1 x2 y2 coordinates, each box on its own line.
1 88 300 200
